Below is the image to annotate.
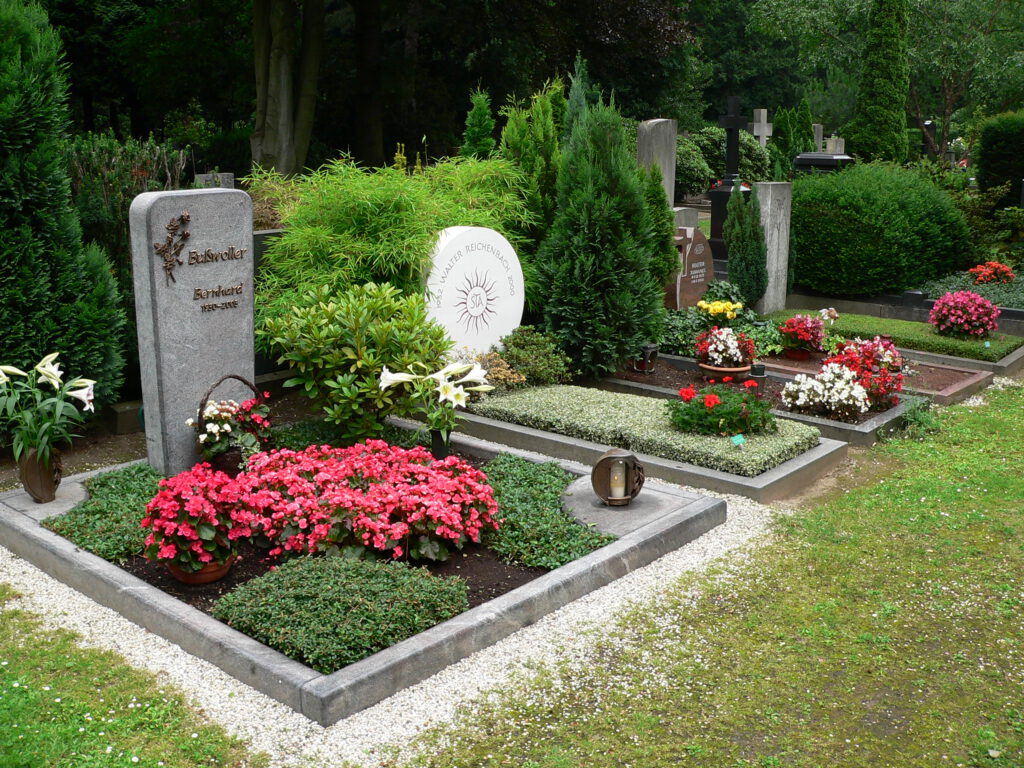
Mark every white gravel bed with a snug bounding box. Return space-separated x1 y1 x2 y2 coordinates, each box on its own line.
0 480 785 767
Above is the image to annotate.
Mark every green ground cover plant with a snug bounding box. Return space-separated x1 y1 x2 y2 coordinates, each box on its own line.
922 271 1024 309
482 454 613 569
769 310 1024 362
472 386 820 476
0 584 258 767
42 464 159 562
212 557 468 674
407 381 1024 768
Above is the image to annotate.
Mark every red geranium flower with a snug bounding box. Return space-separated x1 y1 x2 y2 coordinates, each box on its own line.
722 376 733 383
703 394 721 409
743 379 758 389
679 386 697 402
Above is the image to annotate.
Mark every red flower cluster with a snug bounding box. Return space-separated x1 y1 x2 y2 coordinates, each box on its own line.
141 464 253 572
778 314 825 351
968 261 1015 284
230 440 499 561
235 394 273 442
679 386 697 402
824 337 903 408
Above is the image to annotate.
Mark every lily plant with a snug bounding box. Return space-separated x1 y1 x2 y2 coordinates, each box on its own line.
0 353 95 469
379 360 493 442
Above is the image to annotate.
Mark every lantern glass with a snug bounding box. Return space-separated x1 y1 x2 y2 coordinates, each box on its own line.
609 459 627 498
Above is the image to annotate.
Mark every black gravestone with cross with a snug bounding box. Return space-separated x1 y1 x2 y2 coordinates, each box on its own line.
709 96 750 271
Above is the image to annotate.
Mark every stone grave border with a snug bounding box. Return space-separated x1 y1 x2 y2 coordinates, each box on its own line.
593 374 927 447
0 436 725 727
456 413 847 503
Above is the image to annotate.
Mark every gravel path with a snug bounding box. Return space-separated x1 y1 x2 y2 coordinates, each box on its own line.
0 474 787 767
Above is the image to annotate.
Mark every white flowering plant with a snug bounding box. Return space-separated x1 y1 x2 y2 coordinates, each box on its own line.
0 353 95 469
379 361 493 442
187 394 272 461
781 363 871 422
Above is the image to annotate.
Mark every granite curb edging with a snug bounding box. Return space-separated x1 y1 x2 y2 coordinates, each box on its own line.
456 412 847 502
0 437 726 726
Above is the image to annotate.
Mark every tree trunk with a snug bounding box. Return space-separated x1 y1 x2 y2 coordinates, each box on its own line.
251 0 324 175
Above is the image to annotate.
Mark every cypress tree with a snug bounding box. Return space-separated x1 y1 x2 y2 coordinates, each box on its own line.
846 0 910 163
724 185 768 306
0 0 124 406
538 100 665 378
460 89 496 159
795 98 816 153
639 164 679 284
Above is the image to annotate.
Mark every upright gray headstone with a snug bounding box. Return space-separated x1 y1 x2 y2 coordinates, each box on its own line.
130 189 255 476
812 123 824 152
637 119 677 207
194 172 235 189
753 182 791 315
673 206 699 230
825 135 845 154
748 108 773 147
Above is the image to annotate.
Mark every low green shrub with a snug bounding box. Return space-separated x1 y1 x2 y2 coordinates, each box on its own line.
922 271 1024 309
260 283 452 444
212 557 468 674
498 326 574 386
767 310 1024 362
482 454 612 569
660 307 705 356
472 386 820 477
675 135 715 197
791 163 971 295
42 464 160 563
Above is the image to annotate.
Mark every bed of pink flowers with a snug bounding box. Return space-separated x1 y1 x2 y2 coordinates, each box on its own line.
929 290 1000 338
141 440 500 571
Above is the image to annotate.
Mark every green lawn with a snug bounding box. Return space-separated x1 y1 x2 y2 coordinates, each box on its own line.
407 381 1024 767
0 584 262 768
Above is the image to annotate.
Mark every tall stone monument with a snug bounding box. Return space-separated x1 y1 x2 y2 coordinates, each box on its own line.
130 189 255 475
753 181 792 315
637 119 678 207
710 97 750 265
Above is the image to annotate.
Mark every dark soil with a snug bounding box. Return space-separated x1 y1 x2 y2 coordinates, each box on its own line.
120 538 547 616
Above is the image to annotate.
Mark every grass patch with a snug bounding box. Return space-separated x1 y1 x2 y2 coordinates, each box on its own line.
770 309 1024 362
482 454 614 569
471 386 820 477
407 381 1024 767
0 584 259 767
42 464 159 563
921 271 1024 309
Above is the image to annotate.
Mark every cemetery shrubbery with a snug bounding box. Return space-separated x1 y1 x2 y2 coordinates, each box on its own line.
0 0 125 408
724 185 768 306
690 126 771 183
791 163 971 295
974 110 1024 209
675 135 715 198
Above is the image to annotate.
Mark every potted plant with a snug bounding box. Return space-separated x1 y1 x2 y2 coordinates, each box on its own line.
187 375 272 476
0 353 95 502
693 326 757 380
777 314 826 360
140 464 252 584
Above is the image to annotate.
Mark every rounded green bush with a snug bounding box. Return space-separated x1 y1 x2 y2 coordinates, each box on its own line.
974 110 1024 209
791 163 971 296
212 557 468 673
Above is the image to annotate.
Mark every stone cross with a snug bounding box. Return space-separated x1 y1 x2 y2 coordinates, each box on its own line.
747 108 773 147
719 96 746 181
812 123 824 152
130 189 255 475
637 119 678 208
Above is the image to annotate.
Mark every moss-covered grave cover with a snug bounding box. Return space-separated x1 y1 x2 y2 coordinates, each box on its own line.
471 386 820 477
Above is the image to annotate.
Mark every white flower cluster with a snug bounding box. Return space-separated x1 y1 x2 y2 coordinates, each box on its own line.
186 399 239 444
781 363 870 421
704 328 746 367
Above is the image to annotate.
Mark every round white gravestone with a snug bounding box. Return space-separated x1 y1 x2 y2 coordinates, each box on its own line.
425 226 524 352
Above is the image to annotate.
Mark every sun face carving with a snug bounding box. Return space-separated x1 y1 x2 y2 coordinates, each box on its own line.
454 270 498 334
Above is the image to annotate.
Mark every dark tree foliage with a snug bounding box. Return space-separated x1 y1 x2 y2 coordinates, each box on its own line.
724 185 768 306
974 110 1024 209
538 99 665 378
845 0 910 163
0 0 124 405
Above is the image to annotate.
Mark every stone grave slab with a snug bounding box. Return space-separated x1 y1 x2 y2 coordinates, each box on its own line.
665 226 712 310
425 226 524 353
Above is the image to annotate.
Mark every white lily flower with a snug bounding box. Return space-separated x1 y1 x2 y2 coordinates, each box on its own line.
67 381 95 412
450 385 469 408
455 363 488 385
430 361 471 381
34 353 63 389
0 365 27 378
436 380 457 403
465 384 495 393
379 365 418 390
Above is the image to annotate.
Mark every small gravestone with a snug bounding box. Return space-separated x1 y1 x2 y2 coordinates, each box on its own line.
825 135 845 154
665 226 712 310
637 119 677 207
130 189 254 475
194 172 234 189
674 206 699 230
812 123 824 152
748 108 773 147
425 226 524 353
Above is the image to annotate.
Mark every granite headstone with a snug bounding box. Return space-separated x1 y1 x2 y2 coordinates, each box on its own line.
129 189 254 475
637 118 677 207
753 182 792 315
665 226 712 310
425 226 524 353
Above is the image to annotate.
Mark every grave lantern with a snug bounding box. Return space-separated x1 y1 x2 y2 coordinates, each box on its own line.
627 343 659 374
591 448 645 506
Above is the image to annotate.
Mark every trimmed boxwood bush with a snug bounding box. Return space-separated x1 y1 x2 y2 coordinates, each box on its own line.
472 386 820 477
482 453 613 569
212 557 468 674
974 111 1024 209
791 163 971 296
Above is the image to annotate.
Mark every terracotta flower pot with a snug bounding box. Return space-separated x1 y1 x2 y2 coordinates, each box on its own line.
783 347 812 361
166 554 236 585
697 362 752 382
18 449 62 504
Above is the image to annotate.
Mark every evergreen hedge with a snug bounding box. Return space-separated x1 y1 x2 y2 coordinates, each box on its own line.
791 163 971 296
974 111 1024 209
0 0 124 407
